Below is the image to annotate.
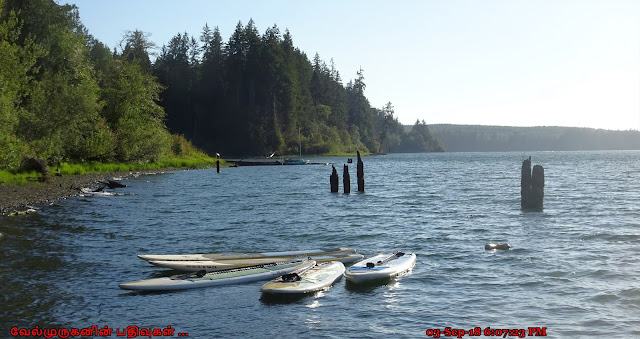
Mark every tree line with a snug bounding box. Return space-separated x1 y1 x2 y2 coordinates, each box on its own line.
429 124 640 152
152 19 443 156
0 0 443 174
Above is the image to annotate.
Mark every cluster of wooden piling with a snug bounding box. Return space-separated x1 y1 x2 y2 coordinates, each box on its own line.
521 156 544 211
331 151 364 193
221 150 544 215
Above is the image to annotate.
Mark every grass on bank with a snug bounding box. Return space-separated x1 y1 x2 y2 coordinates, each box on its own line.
59 155 223 176
0 170 45 185
0 148 373 185
0 153 225 185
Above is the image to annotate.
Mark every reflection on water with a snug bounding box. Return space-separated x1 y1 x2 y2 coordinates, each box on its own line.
306 299 322 309
0 214 72 330
2 151 640 337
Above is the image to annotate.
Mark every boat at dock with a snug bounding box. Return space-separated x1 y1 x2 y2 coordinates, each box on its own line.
228 159 325 166
229 159 285 166
283 158 309 165
282 127 308 165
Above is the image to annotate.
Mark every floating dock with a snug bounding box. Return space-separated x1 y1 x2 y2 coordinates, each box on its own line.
228 160 329 167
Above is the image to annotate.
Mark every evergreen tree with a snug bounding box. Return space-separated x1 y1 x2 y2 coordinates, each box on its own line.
120 30 155 73
222 21 248 154
153 32 197 139
197 24 225 152
278 29 299 135
347 68 375 151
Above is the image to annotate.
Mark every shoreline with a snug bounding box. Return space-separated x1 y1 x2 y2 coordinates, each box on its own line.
0 169 176 216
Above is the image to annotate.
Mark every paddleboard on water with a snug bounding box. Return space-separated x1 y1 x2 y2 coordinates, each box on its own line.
147 253 364 272
261 261 345 294
344 252 416 284
137 247 356 262
119 260 315 291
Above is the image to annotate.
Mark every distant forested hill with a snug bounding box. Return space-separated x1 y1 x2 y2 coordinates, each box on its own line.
427 124 640 152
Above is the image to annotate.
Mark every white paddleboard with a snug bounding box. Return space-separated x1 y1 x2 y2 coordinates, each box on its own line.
261 261 345 294
138 247 356 262
344 252 416 284
148 253 363 272
119 260 315 291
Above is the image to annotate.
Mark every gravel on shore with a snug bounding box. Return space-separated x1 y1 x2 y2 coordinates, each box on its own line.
0 170 172 215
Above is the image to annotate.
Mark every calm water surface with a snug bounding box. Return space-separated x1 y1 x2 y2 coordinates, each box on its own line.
1 151 640 338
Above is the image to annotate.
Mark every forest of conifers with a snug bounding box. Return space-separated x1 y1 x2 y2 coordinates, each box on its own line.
154 19 443 156
0 0 443 172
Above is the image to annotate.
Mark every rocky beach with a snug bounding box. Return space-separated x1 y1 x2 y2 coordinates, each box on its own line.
0 170 170 215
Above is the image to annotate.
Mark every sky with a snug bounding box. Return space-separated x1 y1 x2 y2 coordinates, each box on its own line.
64 0 640 131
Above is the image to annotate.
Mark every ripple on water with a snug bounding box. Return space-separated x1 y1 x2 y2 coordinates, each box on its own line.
3 151 640 337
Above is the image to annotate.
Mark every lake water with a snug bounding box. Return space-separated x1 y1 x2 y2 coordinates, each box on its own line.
2 151 640 338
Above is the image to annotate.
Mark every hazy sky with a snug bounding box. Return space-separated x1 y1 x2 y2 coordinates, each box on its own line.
65 0 640 130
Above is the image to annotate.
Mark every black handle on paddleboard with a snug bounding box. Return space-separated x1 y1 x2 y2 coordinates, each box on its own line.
278 260 315 281
367 251 406 268
281 273 301 282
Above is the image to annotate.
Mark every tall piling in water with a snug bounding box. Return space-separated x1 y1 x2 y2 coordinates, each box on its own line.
357 151 364 192
343 164 351 194
330 165 339 192
521 156 544 211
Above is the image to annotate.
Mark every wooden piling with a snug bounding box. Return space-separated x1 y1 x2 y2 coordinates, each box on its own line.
343 164 351 194
531 164 544 207
216 153 220 173
521 156 544 211
330 165 339 192
356 151 364 192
